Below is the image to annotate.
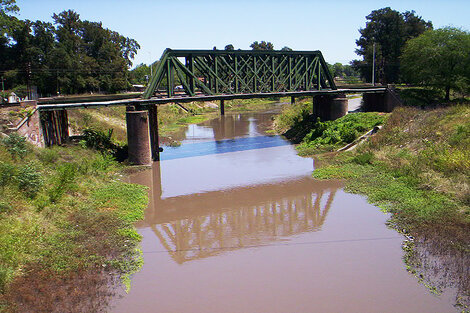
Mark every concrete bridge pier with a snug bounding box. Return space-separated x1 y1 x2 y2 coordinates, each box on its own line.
312 94 348 121
126 106 152 165
363 89 399 113
362 93 385 112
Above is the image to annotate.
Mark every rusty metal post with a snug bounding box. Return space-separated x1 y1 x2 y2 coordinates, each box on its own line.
148 104 160 161
220 99 225 115
126 107 152 165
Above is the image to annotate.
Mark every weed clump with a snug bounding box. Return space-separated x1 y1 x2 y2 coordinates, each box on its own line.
16 162 43 198
1 133 27 160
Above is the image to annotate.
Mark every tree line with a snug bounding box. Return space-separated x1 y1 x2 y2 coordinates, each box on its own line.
2 1 468 100
0 0 139 97
353 7 470 100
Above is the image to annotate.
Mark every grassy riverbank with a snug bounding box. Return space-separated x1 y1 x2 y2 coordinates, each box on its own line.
0 134 148 311
275 102 469 238
312 106 469 237
276 104 470 309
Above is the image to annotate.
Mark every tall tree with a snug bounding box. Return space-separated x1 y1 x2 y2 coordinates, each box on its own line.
52 10 84 94
354 8 432 84
0 0 18 14
129 63 150 85
0 0 19 89
51 10 139 94
401 27 470 100
1 3 139 95
250 41 274 50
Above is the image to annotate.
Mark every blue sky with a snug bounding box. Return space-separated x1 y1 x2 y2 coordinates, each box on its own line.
15 0 470 68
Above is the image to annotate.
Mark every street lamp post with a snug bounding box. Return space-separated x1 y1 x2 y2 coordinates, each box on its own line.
372 42 376 86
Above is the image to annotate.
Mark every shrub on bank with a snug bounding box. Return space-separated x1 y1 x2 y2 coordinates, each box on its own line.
297 112 387 155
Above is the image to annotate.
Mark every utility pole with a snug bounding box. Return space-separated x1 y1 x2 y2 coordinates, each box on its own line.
149 51 153 77
372 42 376 86
56 70 60 96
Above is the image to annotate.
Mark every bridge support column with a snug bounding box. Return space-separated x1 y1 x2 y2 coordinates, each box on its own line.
312 94 348 121
126 107 152 165
40 110 70 146
148 104 160 161
363 89 399 113
291 96 296 104
220 99 225 115
362 93 384 112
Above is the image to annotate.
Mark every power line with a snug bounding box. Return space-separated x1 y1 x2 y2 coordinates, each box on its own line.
0 69 129 74
142 236 403 254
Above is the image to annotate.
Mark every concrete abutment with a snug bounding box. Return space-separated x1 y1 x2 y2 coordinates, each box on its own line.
362 89 400 113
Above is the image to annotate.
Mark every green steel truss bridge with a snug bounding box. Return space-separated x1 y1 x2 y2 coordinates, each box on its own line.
37 49 387 110
35 49 395 163
142 48 337 99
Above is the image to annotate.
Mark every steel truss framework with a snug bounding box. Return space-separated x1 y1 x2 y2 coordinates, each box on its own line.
142 49 337 99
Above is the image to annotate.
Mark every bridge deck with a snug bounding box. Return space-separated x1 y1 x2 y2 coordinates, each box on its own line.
36 87 386 111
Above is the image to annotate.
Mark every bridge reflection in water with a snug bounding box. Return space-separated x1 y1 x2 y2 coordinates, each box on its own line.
132 163 342 264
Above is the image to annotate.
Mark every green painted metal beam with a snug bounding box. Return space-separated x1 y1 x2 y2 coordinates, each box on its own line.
142 49 337 99
38 88 387 111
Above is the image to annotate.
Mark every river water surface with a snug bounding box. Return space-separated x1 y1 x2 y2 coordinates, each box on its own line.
112 111 456 312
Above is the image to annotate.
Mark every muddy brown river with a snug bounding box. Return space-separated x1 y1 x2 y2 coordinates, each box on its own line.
111 111 457 312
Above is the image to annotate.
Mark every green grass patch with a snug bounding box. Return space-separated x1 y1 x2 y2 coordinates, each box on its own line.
226 97 283 112
177 114 209 125
0 134 148 307
298 112 387 155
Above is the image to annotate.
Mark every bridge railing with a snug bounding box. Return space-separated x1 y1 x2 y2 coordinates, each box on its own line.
143 49 337 99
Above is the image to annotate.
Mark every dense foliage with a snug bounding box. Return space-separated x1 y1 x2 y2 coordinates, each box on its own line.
128 63 153 85
353 7 432 84
250 41 274 50
401 27 470 100
0 1 139 96
297 112 387 154
327 62 359 79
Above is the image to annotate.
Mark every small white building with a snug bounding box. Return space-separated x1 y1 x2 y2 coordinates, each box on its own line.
8 92 20 103
132 84 146 92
